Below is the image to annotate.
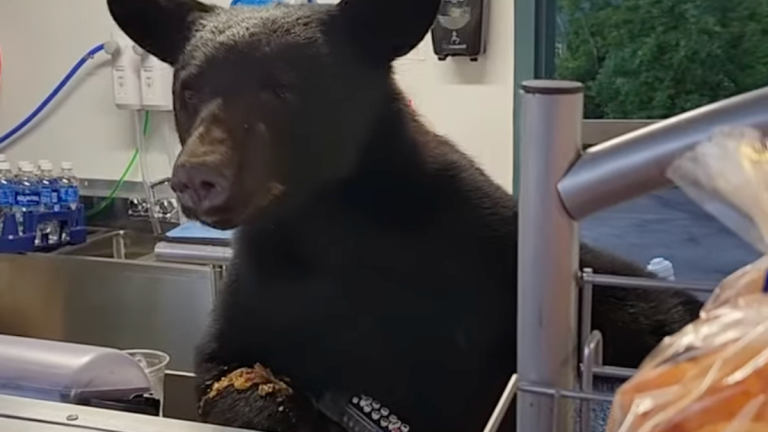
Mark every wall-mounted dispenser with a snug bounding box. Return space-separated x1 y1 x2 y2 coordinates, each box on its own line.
108 30 143 110
431 0 489 62
135 47 174 111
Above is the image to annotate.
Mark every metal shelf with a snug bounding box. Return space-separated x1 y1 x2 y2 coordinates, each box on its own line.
483 271 715 432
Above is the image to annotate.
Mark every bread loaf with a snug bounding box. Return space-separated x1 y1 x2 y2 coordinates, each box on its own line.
703 256 768 313
607 296 768 432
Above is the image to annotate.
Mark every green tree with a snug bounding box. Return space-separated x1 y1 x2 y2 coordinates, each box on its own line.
556 0 768 119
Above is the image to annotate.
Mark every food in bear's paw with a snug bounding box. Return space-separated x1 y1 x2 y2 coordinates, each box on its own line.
199 364 343 432
203 363 293 403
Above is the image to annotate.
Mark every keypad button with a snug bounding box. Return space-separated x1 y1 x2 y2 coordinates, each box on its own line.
380 407 390 416
361 396 372 405
401 424 410 432
363 404 372 413
352 397 360 404
380 418 390 427
389 415 399 422
389 420 402 430
372 400 381 409
372 411 381 420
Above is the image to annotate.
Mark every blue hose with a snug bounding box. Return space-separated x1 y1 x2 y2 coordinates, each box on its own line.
0 43 106 147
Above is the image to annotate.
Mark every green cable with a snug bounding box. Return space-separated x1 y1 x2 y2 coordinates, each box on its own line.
86 111 149 217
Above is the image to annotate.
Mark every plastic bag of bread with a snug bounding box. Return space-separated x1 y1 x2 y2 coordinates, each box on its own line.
668 127 768 312
605 127 768 432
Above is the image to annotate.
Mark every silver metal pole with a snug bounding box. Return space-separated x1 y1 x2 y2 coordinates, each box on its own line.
517 80 583 432
581 272 715 294
580 330 603 432
483 374 519 432
579 268 594 362
558 85 768 220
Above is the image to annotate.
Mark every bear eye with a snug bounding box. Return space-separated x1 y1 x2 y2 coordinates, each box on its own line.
270 85 290 100
183 90 201 106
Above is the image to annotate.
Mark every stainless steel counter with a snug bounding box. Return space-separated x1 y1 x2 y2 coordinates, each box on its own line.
0 229 231 422
0 395 251 432
0 252 215 372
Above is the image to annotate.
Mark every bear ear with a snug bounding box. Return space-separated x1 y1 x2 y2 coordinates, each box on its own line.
333 0 441 63
107 0 216 64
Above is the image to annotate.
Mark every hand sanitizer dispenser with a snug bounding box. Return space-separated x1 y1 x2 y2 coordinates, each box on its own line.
431 0 489 61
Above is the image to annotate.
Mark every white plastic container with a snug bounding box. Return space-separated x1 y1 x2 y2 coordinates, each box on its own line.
647 257 675 281
123 349 170 414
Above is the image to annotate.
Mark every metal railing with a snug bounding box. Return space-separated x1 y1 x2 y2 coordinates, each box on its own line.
483 270 715 432
511 79 768 432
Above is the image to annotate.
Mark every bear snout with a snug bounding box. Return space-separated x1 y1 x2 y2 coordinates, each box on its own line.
172 164 229 210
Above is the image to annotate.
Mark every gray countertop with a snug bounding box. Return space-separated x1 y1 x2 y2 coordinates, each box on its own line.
0 395 250 432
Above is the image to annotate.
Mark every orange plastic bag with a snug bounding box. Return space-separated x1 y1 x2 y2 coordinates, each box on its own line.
606 127 768 432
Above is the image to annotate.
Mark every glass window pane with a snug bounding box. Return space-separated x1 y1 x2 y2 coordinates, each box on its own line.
546 0 768 283
554 0 768 119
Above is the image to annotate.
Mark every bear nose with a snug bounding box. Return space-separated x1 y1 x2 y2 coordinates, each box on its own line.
171 165 229 212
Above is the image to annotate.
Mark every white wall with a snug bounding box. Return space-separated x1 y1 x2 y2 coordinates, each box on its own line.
0 0 514 190
395 4 515 190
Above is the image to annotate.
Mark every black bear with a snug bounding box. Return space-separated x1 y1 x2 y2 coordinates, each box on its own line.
107 0 703 431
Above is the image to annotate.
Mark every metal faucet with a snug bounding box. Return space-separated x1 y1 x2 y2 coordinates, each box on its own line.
128 176 179 235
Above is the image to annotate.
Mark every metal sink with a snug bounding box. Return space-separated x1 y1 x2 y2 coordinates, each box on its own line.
55 230 157 261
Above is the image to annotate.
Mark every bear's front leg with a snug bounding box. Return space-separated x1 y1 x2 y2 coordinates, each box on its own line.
193 307 342 432
197 362 343 432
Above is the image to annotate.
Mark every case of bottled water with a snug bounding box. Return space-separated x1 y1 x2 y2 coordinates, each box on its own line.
0 158 85 253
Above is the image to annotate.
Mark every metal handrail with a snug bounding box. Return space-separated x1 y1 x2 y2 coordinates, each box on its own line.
515 78 768 432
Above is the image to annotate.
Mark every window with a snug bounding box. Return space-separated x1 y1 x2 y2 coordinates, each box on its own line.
521 0 768 282
555 0 768 121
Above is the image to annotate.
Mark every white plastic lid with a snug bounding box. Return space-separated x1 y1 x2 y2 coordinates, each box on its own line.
18 161 31 168
20 165 34 173
61 161 74 170
0 162 10 171
38 159 50 166
40 161 54 171
647 257 675 280
0 334 153 403
0 155 7 162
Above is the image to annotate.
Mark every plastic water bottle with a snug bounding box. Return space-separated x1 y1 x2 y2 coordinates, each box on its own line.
59 162 79 211
0 162 15 235
39 162 60 212
647 257 675 281
39 162 61 244
13 164 42 239
35 159 50 177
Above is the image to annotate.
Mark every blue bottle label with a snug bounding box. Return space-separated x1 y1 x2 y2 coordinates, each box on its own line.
63 186 79 204
41 187 52 205
16 192 40 207
52 189 60 211
0 189 12 206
